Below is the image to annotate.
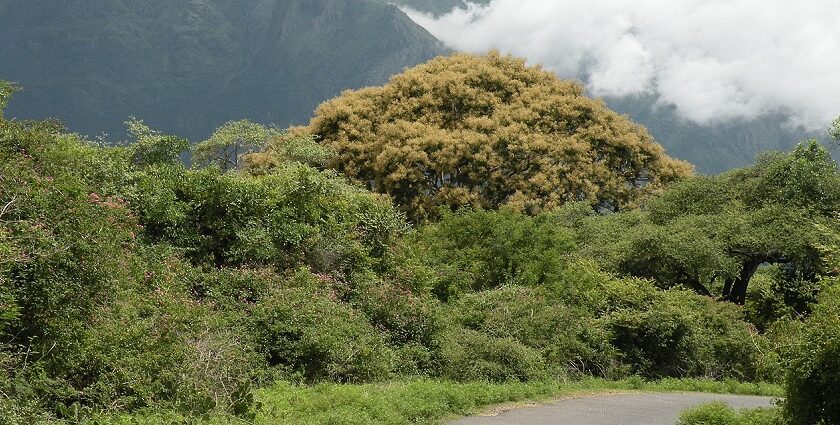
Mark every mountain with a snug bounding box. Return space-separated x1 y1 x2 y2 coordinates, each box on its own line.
0 0 449 141
0 0 822 172
374 0 490 16
603 95 818 174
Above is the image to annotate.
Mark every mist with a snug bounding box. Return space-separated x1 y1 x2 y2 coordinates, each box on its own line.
405 0 840 130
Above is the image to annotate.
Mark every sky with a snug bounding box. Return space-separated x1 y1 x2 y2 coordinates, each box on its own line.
405 0 840 130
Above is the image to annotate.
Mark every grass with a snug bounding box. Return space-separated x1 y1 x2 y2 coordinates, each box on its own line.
88 378 783 424
677 402 785 425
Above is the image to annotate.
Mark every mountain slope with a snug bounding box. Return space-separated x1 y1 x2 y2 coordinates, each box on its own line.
374 0 490 16
604 95 817 173
0 0 449 141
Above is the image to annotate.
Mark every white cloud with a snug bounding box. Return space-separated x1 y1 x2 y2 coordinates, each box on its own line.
405 0 840 129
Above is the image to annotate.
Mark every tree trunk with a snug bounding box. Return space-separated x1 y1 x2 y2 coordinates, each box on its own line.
725 257 764 305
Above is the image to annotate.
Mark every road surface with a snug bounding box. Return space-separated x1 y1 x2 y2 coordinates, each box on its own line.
447 392 776 425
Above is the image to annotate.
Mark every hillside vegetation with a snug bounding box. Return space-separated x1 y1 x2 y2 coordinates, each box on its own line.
1 51 839 425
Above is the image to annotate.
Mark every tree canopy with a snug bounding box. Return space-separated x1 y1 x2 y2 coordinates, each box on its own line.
573 140 840 305
0 80 19 120
829 116 840 147
300 52 693 221
193 120 282 172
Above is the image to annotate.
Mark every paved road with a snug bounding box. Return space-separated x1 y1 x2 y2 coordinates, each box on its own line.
447 392 776 425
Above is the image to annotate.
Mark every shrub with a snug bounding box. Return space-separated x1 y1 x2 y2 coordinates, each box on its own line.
127 162 406 276
784 283 840 425
437 329 546 383
251 271 394 383
350 276 447 376
448 286 620 378
353 277 445 347
77 287 259 416
677 402 784 425
391 209 575 299
605 290 760 380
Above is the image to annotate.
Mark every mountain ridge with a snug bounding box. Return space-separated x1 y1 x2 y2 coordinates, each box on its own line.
0 0 449 141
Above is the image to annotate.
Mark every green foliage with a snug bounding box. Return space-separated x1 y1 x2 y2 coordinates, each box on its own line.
605 290 761 380
251 270 394 383
392 209 575 298
126 117 188 166
784 283 840 425
352 278 444 365
0 80 19 119
677 402 784 425
127 161 406 275
829 116 840 146
437 329 547 382
0 119 263 420
447 286 619 379
248 133 335 170
731 140 840 214
193 120 281 172
574 141 839 309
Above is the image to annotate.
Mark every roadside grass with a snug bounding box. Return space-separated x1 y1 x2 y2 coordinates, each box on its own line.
677 402 785 425
88 378 782 425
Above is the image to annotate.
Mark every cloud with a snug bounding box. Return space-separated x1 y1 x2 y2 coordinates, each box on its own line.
405 0 840 129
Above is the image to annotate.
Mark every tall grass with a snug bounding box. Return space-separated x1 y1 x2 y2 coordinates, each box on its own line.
90 378 782 425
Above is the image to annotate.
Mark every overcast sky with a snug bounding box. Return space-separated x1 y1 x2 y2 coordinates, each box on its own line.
405 1 840 130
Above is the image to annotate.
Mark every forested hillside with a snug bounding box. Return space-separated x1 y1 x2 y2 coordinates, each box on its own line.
2 51 839 423
0 0 447 141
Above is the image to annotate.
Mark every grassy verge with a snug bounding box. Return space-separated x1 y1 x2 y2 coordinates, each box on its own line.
89 378 782 425
677 402 785 425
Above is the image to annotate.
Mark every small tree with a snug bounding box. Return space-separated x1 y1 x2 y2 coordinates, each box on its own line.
193 120 281 172
126 117 188 166
829 116 840 148
0 81 20 120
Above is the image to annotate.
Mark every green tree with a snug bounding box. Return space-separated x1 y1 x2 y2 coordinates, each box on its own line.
574 141 840 305
0 80 19 120
829 115 840 147
298 52 692 221
125 117 188 166
193 120 281 172
784 284 840 424
393 209 575 299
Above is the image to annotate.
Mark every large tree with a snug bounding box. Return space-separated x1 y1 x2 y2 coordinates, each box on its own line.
298 52 692 221
575 141 840 305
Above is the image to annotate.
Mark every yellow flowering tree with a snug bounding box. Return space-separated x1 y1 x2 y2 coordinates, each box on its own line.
301 53 692 221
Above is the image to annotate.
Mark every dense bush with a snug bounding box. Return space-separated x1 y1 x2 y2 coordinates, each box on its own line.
447 286 619 378
677 402 784 425
127 162 406 275
251 271 394 383
437 329 547 382
784 283 840 425
605 290 761 380
391 209 574 299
